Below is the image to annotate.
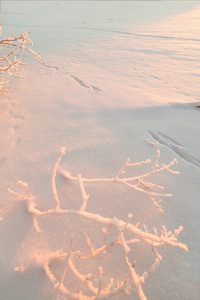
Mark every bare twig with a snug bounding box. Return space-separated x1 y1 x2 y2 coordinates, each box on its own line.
0 204 12 221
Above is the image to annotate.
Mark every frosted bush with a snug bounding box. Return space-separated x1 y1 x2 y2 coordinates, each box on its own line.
8 148 188 300
0 21 43 93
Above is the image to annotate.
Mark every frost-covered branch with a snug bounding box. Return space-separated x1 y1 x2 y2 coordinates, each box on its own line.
9 148 188 300
60 149 179 212
0 21 43 93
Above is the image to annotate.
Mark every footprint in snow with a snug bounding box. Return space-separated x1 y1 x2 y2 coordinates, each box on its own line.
148 130 200 169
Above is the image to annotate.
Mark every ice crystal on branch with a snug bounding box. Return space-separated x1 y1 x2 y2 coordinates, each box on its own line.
9 148 188 300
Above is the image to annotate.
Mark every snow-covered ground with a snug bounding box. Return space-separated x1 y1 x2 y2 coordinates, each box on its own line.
0 1 200 299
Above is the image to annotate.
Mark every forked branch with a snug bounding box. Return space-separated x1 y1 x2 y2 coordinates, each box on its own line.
0 21 43 93
9 148 187 300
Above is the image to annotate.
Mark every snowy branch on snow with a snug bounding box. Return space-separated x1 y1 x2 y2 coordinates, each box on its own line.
0 21 43 93
9 148 187 300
